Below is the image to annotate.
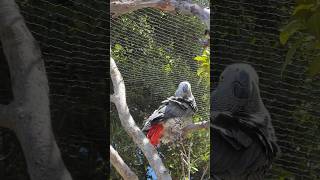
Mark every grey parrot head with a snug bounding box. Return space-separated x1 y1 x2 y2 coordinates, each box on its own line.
175 81 193 99
212 63 264 116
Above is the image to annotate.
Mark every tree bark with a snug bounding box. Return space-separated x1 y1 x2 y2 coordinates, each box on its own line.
111 0 210 29
110 57 172 180
0 0 72 179
110 145 139 180
182 120 209 137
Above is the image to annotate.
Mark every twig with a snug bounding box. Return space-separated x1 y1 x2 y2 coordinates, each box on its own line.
187 141 192 180
200 163 209 180
180 153 185 179
110 145 139 180
182 120 209 137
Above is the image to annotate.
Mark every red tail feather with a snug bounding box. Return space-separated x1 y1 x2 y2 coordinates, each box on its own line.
147 124 164 145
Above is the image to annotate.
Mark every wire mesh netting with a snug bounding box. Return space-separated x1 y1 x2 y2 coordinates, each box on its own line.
212 0 320 179
110 7 210 179
0 0 107 179
111 8 209 116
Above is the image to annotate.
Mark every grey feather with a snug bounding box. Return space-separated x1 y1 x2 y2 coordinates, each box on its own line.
142 81 197 134
211 63 280 180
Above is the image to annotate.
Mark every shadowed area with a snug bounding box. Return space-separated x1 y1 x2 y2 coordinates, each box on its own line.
212 0 320 179
0 0 108 179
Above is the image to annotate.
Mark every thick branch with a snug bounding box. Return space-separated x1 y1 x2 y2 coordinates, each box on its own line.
110 145 139 180
0 0 72 179
182 120 209 137
111 0 210 29
175 1 210 29
111 0 162 17
110 57 172 180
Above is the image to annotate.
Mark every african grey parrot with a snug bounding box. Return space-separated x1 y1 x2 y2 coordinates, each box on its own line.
211 63 280 180
142 81 197 146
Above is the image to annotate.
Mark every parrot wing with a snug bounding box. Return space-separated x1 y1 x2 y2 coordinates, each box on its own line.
142 96 196 132
212 112 277 180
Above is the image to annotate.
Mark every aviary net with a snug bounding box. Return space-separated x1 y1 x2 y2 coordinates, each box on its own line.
212 0 320 179
110 7 210 179
0 0 107 179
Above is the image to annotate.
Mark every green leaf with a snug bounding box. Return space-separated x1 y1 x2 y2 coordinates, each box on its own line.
163 64 172 73
197 68 205 76
202 48 210 56
202 63 209 69
114 44 123 51
280 20 303 45
281 37 305 76
191 166 199 172
307 56 320 77
293 4 314 15
194 56 207 62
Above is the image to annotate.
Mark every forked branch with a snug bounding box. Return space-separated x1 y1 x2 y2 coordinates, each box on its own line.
110 57 172 180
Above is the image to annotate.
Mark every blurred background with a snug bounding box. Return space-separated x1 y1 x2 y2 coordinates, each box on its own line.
0 0 107 179
212 0 320 179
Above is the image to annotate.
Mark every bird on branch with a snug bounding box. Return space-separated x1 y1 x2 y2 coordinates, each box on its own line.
142 81 198 147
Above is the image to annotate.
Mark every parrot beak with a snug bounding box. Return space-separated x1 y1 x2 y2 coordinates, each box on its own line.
230 65 258 100
233 70 250 99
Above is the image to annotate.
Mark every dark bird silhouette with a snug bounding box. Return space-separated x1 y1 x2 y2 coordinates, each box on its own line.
211 63 280 180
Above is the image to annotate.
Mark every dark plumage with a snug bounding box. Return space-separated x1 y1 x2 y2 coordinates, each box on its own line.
211 64 280 180
142 81 197 145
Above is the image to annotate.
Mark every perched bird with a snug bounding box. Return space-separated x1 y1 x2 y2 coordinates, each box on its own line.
142 81 197 146
211 63 280 180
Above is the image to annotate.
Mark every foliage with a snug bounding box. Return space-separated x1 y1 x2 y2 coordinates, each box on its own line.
110 8 209 179
277 1 320 179
280 0 320 77
290 103 320 179
194 47 210 88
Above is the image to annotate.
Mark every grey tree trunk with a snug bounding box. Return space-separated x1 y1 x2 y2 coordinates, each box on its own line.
0 0 72 179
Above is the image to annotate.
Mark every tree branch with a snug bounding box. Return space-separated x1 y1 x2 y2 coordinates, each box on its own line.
182 120 209 137
111 0 210 29
110 57 172 180
0 1 72 179
110 145 139 180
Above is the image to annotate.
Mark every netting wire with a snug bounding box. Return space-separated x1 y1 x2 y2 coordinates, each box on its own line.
0 0 108 179
111 8 209 118
110 6 210 179
212 0 320 179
